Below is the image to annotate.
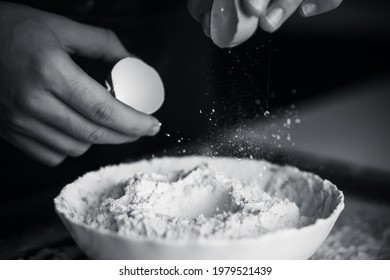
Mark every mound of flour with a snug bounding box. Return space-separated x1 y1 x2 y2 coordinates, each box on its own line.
84 163 307 240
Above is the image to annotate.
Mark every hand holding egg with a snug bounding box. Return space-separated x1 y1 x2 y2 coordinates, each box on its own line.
0 2 161 166
188 0 343 48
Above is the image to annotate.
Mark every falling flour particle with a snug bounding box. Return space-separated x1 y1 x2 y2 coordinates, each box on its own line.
84 164 309 241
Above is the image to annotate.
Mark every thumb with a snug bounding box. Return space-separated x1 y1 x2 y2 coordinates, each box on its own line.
51 16 130 63
187 0 213 23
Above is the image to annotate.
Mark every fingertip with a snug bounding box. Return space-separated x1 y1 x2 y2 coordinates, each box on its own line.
187 0 202 22
259 16 277 33
118 44 132 59
301 2 318 17
137 113 161 137
300 0 343 17
112 42 132 62
188 0 214 23
243 0 268 16
202 12 211 38
45 155 67 167
100 28 131 63
148 120 161 136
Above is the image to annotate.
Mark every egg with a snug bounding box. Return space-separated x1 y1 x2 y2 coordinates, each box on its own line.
210 0 259 48
106 57 165 114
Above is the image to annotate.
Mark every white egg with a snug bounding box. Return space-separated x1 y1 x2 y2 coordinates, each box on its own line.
211 0 259 48
107 57 165 114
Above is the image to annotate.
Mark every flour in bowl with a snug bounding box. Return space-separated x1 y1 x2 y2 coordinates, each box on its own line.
84 163 309 241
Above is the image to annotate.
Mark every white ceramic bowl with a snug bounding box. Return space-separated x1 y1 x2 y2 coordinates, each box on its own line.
54 156 344 259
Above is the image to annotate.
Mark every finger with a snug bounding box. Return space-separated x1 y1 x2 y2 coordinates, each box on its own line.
187 0 214 23
300 0 343 17
202 11 211 38
48 15 130 64
188 0 213 38
17 89 140 144
243 0 271 16
54 56 161 137
1 129 66 167
4 113 91 157
259 0 304 32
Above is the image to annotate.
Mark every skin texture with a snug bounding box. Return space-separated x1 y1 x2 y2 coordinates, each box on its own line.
0 2 161 166
188 0 343 38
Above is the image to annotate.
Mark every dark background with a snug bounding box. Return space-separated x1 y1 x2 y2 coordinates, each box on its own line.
1 0 390 233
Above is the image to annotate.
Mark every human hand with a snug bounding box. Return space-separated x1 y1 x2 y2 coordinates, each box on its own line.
0 2 161 166
188 0 343 43
246 0 343 32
